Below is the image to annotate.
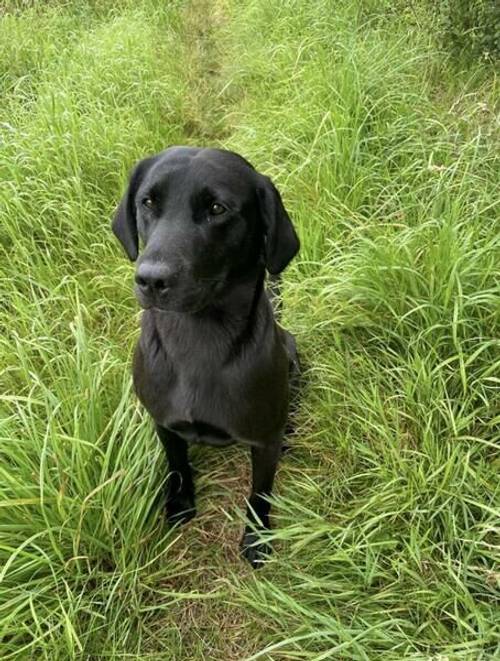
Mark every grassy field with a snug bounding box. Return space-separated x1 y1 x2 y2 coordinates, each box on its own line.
1 0 499 658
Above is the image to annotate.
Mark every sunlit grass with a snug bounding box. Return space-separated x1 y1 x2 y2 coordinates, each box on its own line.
1 0 498 658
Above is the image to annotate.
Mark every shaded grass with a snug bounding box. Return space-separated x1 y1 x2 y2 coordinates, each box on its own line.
1 0 499 658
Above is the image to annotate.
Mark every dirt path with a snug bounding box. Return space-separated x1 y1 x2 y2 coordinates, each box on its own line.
179 0 234 143
155 3 268 658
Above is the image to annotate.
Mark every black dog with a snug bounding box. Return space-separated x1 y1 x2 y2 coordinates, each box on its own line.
112 146 299 566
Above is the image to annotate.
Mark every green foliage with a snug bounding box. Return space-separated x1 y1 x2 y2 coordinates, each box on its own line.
0 0 499 658
436 0 500 61
360 0 500 61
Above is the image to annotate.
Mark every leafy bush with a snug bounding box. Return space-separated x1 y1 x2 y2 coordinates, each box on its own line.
359 0 499 61
436 0 500 61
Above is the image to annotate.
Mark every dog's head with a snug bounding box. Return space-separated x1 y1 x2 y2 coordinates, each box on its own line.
112 147 299 312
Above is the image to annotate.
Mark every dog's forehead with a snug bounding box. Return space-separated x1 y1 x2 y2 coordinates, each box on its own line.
145 148 257 196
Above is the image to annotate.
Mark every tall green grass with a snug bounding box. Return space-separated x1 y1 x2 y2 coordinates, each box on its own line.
1 0 498 658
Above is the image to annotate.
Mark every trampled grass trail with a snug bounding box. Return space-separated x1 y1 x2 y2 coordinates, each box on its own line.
0 1 499 658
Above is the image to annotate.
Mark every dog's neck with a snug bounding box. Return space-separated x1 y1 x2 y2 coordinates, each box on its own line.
207 266 266 324
142 266 271 361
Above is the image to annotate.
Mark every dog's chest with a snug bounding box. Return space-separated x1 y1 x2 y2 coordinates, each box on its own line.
135 325 236 422
168 356 230 421
133 313 288 444
136 350 250 442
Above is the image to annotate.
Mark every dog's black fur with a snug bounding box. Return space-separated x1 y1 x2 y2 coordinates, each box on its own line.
112 146 299 566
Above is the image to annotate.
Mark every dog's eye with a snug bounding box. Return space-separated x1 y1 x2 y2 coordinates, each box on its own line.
142 197 154 209
209 202 226 216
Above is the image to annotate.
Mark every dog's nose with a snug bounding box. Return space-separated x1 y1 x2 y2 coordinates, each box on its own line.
135 263 176 295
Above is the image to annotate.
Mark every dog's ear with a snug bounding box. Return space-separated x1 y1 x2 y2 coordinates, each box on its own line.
258 175 299 275
112 156 158 261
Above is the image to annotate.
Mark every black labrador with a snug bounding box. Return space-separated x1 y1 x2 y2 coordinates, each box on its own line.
112 146 299 566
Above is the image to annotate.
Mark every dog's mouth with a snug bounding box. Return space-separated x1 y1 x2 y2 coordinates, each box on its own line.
135 278 226 314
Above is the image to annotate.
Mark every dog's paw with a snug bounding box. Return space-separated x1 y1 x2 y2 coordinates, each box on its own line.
166 495 196 525
240 528 272 568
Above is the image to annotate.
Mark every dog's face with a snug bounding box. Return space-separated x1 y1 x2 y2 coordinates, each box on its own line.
112 147 299 312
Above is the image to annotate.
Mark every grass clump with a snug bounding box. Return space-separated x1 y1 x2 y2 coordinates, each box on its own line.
0 2 198 658
1 0 499 658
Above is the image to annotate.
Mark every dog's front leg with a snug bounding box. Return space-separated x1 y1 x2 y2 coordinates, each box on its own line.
241 438 282 568
156 425 196 524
